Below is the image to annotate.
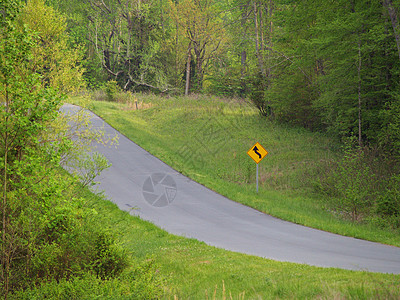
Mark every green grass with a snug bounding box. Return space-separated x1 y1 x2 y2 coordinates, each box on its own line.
81 190 400 298
71 94 400 247
14 188 400 299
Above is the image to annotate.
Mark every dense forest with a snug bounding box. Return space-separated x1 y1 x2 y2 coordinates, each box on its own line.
47 0 400 157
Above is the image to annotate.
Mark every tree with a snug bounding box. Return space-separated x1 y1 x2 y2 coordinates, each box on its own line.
39 0 400 158
1 1 63 294
263 0 400 144
0 1 113 296
83 0 169 92
206 0 279 114
380 0 400 157
383 0 400 61
313 1 398 145
168 0 226 93
19 0 86 94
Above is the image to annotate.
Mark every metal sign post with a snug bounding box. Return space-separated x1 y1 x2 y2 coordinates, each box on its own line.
256 163 259 193
247 142 268 193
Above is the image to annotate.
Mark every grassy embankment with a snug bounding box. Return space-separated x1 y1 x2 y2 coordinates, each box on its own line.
61 94 400 298
88 189 400 299
77 94 399 246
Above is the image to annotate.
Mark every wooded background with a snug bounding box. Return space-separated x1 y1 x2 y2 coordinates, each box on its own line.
46 0 400 157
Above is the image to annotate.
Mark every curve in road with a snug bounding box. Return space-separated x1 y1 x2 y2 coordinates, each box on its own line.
63 104 400 274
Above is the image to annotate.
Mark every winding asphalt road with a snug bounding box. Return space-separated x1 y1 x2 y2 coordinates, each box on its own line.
63 104 400 274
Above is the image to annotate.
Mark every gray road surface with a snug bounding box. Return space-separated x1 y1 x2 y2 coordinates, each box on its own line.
63 104 400 274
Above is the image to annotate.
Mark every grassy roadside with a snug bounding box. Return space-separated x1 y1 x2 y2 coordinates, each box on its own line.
87 189 400 298
72 94 400 247
12 185 400 298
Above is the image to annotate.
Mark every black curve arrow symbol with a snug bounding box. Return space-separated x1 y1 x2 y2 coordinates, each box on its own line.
253 146 262 159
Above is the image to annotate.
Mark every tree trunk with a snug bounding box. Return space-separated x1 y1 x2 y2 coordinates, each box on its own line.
357 40 362 146
2 145 9 300
383 0 400 61
254 2 266 77
2 86 10 299
241 50 247 77
196 50 204 91
175 24 180 87
240 4 249 95
267 0 274 81
185 44 191 96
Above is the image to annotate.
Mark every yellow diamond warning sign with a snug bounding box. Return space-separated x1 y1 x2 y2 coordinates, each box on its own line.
247 142 268 164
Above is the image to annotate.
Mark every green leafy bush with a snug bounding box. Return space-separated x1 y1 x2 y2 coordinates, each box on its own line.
10 262 164 300
248 72 271 117
103 80 120 102
330 148 375 222
374 174 400 229
92 231 128 280
314 141 378 222
315 141 400 229
376 190 399 217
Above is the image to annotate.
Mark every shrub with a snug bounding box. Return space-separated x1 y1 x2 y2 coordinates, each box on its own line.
92 231 128 280
314 138 400 229
331 148 376 222
248 72 271 117
103 80 120 101
376 190 399 217
10 259 164 299
374 174 400 229
315 141 378 222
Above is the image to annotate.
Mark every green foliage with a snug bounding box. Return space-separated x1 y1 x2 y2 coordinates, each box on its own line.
268 71 319 129
43 0 400 158
204 63 244 97
41 0 400 268
10 262 164 300
374 174 400 229
167 0 226 93
26 199 124 282
315 141 400 228
19 0 86 94
269 0 400 151
248 72 271 117
376 189 400 217
92 231 128 280
78 0 168 92
103 80 120 102
0 1 130 296
328 146 376 222
379 95 400 158
0 0 20 30
129 258 165 299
